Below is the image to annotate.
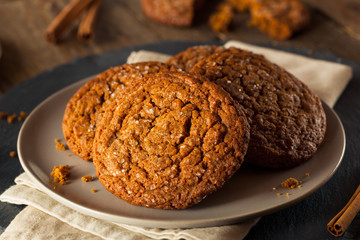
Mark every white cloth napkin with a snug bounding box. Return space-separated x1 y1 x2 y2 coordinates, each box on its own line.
0 40 353 240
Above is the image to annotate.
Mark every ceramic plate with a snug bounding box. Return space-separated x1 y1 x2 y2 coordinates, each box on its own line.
17 78 346 228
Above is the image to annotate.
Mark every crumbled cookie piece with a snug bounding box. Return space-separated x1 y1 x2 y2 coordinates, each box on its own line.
248 0 311 40
19 111 28 118
81 175 93 182
9 151 16 157
227 0 253 12
7 114 17 124
91 189 97 193
55 138 66 151
281 177 299 189
17 111 28 122
51 165 71 185
209 2 234 33
0 112 8 119
224 0 310 39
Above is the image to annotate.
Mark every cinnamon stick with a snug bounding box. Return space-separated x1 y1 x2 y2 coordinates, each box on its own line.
77 0 102 42
45 0 94 43
327 184 360 237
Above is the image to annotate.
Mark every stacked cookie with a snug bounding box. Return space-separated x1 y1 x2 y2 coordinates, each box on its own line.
63 45 326 209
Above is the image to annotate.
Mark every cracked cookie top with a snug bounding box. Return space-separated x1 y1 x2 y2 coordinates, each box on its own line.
62 62 177 161
166 45 225 72
191 47 326 168
92 71 250 209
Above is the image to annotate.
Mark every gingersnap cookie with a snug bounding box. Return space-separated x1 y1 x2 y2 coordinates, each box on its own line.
166 45 225 72
190 47 326 169
62 62 177 161
141 0 204 27
93 71 250 209
227 0 310 39
248 0 310 40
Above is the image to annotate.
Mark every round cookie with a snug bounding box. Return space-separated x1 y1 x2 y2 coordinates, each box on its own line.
191 47 326 169
62 62 177 161
166 45 225 72
141 0 204 27
93 71 250 209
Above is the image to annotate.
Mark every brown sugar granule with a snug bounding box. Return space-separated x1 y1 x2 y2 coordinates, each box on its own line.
7 114 17 124
9 151 16 157
209 2 234 33
281 177 299 189
91 189 97 193
81 175 93 182
55 138 66 151
51 165 71 185
0 112 8 119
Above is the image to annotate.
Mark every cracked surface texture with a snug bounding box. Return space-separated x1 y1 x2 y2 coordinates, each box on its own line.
166 45 225 72
191 47 326 168
93 71 250 209
62 62 177 161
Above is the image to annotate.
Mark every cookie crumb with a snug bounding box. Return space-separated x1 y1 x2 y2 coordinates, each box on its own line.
276 193 281 196
0 112 8 119
17 111 28 122
305 172 310 176
81 175 93 182
281 177 299 189
55 138 66 151
91 189 97 193
51 165 71 185
209 2 234 33
9 151 16 157
7 114 17 124
19 111 28 118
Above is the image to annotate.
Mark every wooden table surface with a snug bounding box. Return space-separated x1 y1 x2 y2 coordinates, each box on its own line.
1 0 360 95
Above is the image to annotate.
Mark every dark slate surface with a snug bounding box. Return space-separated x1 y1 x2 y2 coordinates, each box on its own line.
0 41 359 239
